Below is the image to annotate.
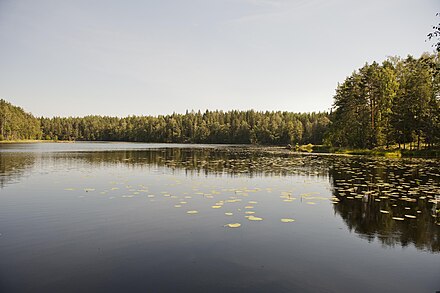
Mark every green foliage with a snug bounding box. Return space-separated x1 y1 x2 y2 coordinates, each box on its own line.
7 50 438 151
327 53 440 150
0 99 42 141
38 110 330 145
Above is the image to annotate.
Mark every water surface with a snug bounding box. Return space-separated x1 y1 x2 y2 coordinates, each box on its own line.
0 143 439 292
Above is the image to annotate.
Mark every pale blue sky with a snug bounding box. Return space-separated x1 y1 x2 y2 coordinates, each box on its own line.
0 0 438 117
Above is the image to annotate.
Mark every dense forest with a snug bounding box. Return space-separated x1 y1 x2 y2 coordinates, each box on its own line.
0 99 41 141
326 52 440 150
0 53 439 149
39 111 330 145
0 99 330 145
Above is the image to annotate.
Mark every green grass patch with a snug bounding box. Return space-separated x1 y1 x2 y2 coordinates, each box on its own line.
290 144 439 158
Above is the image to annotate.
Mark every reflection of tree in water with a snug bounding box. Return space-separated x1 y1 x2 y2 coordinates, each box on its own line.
66 148 331 178
2 147 439 252
0 153 36 188
329 157 440 252
0 147 331 186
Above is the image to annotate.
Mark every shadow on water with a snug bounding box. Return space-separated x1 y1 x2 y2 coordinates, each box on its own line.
328 157 440 252
0 153 36 188
0 146 439 252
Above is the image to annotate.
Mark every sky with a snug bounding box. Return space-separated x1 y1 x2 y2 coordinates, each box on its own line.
0 0 438 117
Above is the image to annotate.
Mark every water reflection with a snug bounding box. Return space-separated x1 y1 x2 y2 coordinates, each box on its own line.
0 145 439 253
328 157 440 252
76 148 330 177
0 153 35 188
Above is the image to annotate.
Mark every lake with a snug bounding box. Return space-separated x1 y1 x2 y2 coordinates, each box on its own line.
0 142 439 293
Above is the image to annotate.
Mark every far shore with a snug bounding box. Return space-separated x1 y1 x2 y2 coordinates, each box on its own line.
0 139 75 144
1 140 439 158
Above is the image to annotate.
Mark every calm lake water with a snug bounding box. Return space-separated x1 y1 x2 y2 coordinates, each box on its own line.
0 142 439 293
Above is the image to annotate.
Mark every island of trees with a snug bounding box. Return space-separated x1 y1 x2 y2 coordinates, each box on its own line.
0 52 439 152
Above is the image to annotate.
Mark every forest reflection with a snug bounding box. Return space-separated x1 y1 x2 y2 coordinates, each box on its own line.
329 157 439 252
0 147 438 252
0 153 36 188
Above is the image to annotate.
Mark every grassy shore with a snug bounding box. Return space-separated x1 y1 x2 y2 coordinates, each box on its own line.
293 144 440 158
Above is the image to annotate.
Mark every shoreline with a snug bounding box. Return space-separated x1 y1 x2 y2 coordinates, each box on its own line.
0 140 75 144
0 140 438 158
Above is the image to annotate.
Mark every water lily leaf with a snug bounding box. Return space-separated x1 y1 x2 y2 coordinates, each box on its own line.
247 215 263 221
225 223 241 228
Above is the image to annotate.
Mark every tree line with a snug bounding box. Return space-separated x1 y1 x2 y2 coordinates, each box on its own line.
1 52 439 149
0 99 331 145
39 111 330 145
326 52 440 150
0 99 41 141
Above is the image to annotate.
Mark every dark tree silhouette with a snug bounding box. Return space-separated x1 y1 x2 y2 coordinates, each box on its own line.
427 13 440 52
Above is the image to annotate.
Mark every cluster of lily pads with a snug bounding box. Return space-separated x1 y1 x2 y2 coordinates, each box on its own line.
61 150 440 232
62 174 332 230
330 158 440 225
